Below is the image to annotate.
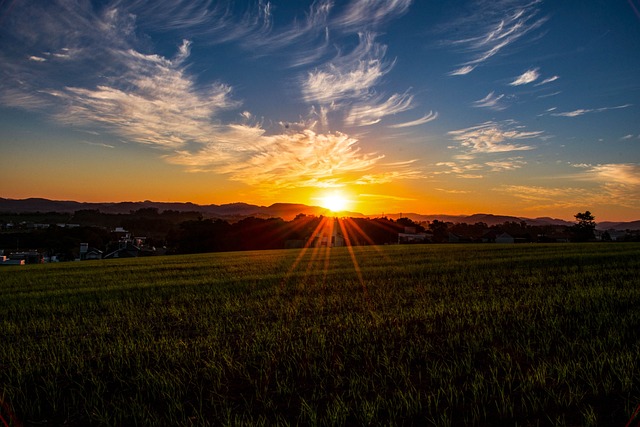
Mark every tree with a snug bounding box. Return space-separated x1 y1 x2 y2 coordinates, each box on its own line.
571 211 596 242
428 220 449 243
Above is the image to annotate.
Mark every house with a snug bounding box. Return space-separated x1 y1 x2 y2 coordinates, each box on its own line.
79 243 103 260
104 242 140 259
495 232 515 244
448 232 472 243
398 231 429 244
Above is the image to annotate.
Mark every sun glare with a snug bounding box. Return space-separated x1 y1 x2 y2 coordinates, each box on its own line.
319 191 350 212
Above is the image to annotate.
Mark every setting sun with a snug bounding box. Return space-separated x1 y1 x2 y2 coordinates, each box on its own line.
318 191 350 212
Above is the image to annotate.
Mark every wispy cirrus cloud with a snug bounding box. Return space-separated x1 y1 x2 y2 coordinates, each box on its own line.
552 104 632 117
434 188 471 194
301 31 418 127
445 0 547 75
332 0 413 31
498 185 595 210
345 93 414 126
500 163 640 211
486 157 527 172
473 92 506 110
535 75 559 86
0 1 423 192
359 193 418 201
580 163 640 186
354 160 424 184
434 162 484 179
169 128 389 189
510 68 539 86
301 33 391 104
448 121 541 153
81 141 115 149
46 42 239 150
389 111 439 128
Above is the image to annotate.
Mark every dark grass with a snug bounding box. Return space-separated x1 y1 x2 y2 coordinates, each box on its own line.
1 243 639 426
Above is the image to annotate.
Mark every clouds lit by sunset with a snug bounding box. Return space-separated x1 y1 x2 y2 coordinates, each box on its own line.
1 0 639 220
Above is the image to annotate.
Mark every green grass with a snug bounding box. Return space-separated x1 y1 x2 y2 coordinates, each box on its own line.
1 243 640 426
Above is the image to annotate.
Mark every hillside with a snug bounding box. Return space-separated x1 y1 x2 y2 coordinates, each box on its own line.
1 197 638 229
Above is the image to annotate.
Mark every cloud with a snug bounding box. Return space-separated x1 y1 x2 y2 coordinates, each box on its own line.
584 164 640 206
301 31 418 127
501 163 640 212
485 158 526 172
448 121 541 153
168 128 398 190
552 104 632 117
28 56 47 62
434 162 484 179
582 164 640 186
445 0 547 75
0 0 424 193
81 141 115 149
434 188 470 194
535 75 559 86
332 0 413 31
499 185 595 210
510 68 539 86
448 65 476 76
359 193 418 201
355 171 422 185
345 93 414 126
44 44 239 150
501 162 640 211
301 32 391 104
389 111 439 128
473 92 506 110
538 91 561 99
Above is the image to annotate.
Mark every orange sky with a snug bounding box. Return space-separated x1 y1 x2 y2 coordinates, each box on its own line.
1 1 639 223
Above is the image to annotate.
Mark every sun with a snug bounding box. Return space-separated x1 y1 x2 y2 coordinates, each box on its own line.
318 191 350 212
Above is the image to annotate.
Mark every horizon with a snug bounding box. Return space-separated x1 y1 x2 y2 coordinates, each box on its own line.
2 195 638 224
1 1 639 222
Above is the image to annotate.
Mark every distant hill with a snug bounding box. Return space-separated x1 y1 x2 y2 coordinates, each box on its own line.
598 220 640 231
1 197 638 229
385 212 574 228
0 197 353 221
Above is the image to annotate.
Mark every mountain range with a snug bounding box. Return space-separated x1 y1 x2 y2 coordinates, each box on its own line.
1 198 638 230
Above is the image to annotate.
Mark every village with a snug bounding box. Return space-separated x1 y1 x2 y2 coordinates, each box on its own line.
1 208 638 266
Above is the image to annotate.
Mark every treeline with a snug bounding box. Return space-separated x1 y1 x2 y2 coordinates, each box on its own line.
2 208 638 260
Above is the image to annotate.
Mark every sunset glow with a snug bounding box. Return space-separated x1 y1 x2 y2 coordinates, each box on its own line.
1 1 639 221
318 191 351 213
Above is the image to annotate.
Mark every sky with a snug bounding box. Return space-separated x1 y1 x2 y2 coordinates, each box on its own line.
1 0 639 221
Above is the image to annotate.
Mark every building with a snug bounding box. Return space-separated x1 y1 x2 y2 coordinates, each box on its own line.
1 256 25 266
308 219 345 248
79 243 103 260
398 226 430 244
2 251 44 264
495 232 515 244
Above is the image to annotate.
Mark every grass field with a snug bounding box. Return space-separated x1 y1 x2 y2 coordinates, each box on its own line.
1 243 639 426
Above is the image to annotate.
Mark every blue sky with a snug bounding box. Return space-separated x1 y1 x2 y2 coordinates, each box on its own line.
1 0 639 220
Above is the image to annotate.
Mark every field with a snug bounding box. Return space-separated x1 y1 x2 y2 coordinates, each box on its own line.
1 243 639 426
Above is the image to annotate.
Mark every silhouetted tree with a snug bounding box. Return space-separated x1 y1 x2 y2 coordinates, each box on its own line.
570 211 596 242
428 220 449 243
396 217 425 232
